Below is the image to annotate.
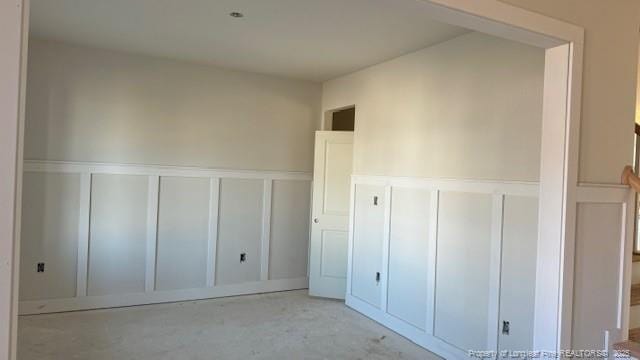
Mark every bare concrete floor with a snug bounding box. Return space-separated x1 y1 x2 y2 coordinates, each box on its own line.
18 290 441 360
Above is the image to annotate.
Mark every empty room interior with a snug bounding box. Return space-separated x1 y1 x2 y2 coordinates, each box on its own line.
11 0 639 359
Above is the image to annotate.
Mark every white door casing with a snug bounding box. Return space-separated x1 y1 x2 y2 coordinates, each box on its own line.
309 131 353 299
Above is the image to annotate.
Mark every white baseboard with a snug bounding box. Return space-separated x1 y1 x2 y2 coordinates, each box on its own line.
19 277 308 315
346 295 467 360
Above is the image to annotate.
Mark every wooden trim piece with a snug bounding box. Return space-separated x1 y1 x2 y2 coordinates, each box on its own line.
345 180 357 297
23 160 312 181
206 178 220 287
145 176 160 293
420 0 583 48
380 185 392 313
576 184 630 204
260 179 273 281
346 294 463 360
75 173 91 297
425 190 439 335
351 174 538 197
19 277 308 315
487 193 505 352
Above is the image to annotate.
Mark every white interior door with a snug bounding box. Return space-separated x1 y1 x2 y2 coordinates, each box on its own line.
308 131 353 299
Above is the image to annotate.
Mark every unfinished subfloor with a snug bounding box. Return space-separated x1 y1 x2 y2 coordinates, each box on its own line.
18 290 440 360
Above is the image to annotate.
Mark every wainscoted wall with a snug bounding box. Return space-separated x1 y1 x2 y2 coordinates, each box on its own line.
572 185 635 351
345 176 635 358
345 175 539 359
18 161 311 315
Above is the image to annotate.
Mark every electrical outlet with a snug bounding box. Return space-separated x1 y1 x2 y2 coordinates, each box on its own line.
37 262 45 273
502 320 510 335
240 253 247 263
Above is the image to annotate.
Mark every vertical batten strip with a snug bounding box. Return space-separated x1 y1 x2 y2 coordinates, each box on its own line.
345 180 357 297
487 193 505 352
425 189 439 335
145 175 160 293
75 173 92 297
380 185 392 313
206 178 220 287
260 179 273 281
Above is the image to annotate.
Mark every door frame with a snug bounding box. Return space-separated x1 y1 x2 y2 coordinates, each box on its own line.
1 0 583 358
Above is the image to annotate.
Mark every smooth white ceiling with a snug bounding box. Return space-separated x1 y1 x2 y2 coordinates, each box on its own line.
30 0 469 82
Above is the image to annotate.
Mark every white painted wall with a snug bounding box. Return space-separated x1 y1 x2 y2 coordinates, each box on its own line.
25 38 321 172
18 39 317 312
322 32 544 181
498 0 640 184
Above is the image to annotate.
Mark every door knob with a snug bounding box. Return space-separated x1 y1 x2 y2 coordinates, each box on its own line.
313 218 319 223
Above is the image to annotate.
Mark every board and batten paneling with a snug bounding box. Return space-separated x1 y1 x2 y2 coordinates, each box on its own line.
88 174 149 296
19 172 81 300
215 178 264 286
345 175 541 360
155 176 210 291
269 180 311 280
19 161 312 314
350 184 386 308
387 187 431 330
434 191 493 351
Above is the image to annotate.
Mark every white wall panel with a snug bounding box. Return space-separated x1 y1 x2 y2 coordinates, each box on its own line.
351 184 385 308
216 179 264 285
88 174 148 296
572 203 622 349
19 172 80 300
387 187 431 330
155 177 209 291
499 195 538 351
269 180 310 280
434 191 493 351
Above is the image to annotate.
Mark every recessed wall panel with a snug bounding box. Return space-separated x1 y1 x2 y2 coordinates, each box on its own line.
20 172 80 300
351 184 385 308
434 191 492 351
572 203 622 349
155 176 210 291
387 187 431 330
269 180 311 280
499 195 538 352
216 178 263 285
88 174 148 296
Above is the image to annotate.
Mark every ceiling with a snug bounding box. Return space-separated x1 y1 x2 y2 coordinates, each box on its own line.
29 0 469 82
